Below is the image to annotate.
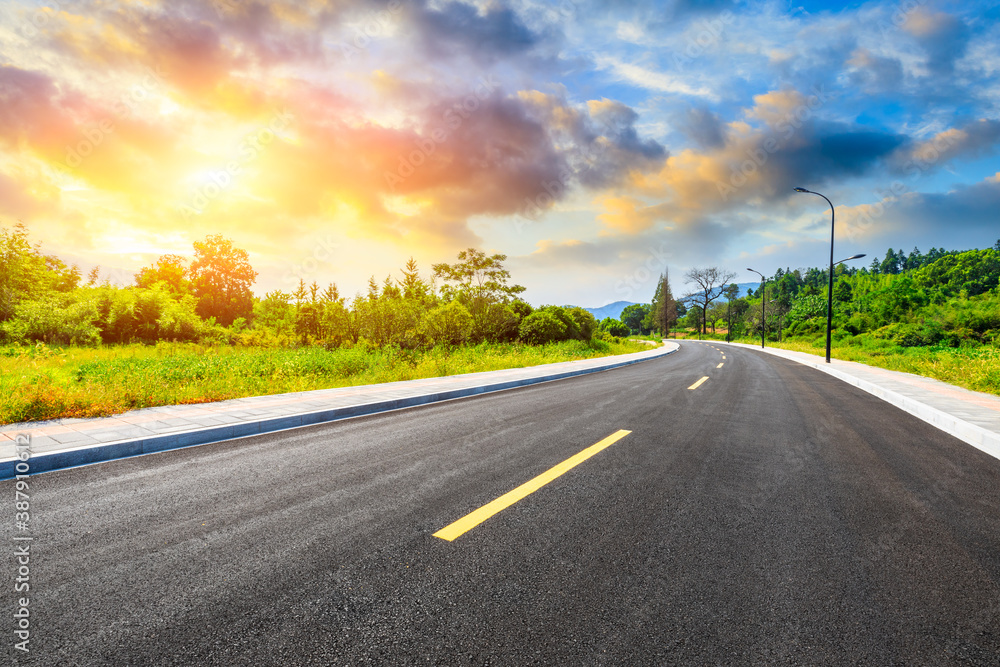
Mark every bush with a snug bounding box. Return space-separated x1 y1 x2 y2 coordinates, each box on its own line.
519 311 567 344
566 306 597 341
871 322 942 347
539 306 579 340
424 301 473 345
0 293 101 345
600 318 630 337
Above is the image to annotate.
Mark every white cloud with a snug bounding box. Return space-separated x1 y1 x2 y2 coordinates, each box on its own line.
595 56 717 100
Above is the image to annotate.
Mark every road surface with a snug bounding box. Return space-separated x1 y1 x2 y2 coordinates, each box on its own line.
5 341 1000 665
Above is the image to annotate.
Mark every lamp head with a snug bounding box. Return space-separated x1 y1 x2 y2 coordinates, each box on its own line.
793 187 810 193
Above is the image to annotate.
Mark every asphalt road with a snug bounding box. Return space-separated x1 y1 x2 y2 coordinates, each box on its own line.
5 341 1000 665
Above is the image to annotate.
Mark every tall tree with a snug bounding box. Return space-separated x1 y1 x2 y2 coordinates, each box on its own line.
684 266 736 338
432 248 525 342
189 234 257 326
650 269 677 336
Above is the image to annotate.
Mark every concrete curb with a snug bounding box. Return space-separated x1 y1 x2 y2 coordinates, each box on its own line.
0 342 679 480
721 342 1000 462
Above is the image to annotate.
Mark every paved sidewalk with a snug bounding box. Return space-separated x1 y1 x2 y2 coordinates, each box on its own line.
0 342 678 478
721 341 1000 461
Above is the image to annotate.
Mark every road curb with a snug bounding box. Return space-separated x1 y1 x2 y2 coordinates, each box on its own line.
720 342 1000 462
1 342 679 480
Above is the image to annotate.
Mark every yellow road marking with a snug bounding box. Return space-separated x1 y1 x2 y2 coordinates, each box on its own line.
722 355 726 359
717 363 724 368
688 376 710 390
433 430 632 542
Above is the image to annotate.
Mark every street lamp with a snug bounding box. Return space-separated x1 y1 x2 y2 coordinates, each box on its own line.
836 253 866 266
793 187 839 363
724 284 732 343
747 268 766 349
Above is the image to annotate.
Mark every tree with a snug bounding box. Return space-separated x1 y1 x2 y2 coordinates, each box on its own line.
398 257 434 306
650 269 677 336
518 310 566 344
432 248 526 342
620 303 652 335
424 301 473 345
135 254 189 295
189 235 258 326
683 267 736 338
880 247 901 275
600 318 629 337
566 306 597 340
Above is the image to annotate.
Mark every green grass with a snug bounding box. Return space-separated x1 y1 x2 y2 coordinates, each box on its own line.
729 335 1000 397
0 339 648 425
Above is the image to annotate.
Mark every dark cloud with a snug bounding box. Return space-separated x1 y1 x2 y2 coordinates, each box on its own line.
886 119 1000 176
380 92 567 219
910 12 971 78
673 106 727 149
891 177 1000 242
408 1 540 63
722 120 906 200
589 99 666 160
847 49 904 93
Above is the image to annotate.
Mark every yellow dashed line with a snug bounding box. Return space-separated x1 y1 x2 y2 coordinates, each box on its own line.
688 376 710 390
433 430 632 542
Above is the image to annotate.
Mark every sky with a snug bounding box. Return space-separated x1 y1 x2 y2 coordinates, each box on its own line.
1 0 999 307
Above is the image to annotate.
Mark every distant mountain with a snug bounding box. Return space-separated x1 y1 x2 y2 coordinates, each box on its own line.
579 300 639 321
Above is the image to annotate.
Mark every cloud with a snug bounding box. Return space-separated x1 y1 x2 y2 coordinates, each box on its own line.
407 0 541 63
595 56 716 99
903 9 971 78
887 119 1000 175
672 106 727 150
0 169 54 219
846 49 904 93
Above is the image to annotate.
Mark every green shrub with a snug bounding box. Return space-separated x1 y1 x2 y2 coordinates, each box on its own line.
519 311 567 344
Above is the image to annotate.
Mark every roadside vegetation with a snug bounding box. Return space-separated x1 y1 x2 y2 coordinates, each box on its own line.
0 224 645 424
635 243 1000 397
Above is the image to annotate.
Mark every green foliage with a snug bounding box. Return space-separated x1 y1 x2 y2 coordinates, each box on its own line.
518 310 567 344
911 248 1000 298
0 292 100 345
599 317 630 337
620 303 652 334
424 301 473 345
0 339 648 423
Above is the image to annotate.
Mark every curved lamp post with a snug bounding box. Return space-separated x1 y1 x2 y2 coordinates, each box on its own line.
747 268 766 348
793 187 838 363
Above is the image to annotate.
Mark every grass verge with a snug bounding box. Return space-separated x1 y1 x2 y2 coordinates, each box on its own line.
730 336 1000 397
0 339 649 425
